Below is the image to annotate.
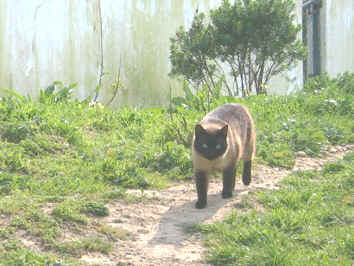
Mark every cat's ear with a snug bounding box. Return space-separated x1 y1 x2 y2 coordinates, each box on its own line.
219 125 228 138
195 124 206 136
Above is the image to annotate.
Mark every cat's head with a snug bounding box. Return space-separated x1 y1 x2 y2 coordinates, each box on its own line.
194 124 228 160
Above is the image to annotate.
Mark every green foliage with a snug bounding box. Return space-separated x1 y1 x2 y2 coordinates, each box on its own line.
167 79 223 148
0 74 352 263
201 156 354 265
0 145 29 172
163 106 200 147
81 201 109 217
0 121 31 143
39 81 76 104
8 209 60 245
54 237 113 257
52 203 88 225
0 241 57 265
171 79 223 112
170 12 217 88
343 151 354 162
170 0 306 96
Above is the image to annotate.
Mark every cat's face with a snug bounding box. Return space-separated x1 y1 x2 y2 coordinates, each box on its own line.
194 124 228 160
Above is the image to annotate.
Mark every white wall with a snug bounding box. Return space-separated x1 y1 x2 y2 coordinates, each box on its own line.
268 0 304 95
0 0 220 106
266 0 354 94
323 0 354 76
0 0 352 106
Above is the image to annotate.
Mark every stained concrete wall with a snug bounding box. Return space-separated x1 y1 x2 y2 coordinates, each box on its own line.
0 0 217 106
321 0 354 76
268 0 304 95
274 0 354 91
0 0 352 106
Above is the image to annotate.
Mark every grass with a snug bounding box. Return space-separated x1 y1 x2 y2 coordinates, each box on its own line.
0 73 352 264
54 237 113 257
199 152 354 265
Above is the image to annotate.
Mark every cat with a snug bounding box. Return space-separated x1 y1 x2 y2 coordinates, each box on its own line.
192 103 256 209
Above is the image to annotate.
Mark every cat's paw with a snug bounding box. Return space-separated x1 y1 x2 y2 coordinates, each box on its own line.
222 190 233 198
195 200 207 209
242 175 251 186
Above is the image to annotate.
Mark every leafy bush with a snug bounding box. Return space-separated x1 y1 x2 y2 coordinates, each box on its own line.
170 0 306 96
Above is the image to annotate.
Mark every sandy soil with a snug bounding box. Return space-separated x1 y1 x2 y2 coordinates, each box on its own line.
80 144 353 266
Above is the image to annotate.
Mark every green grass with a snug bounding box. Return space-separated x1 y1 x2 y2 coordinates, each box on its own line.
54 237 113 257
199 153 354 265
0 241 58 266
0 73 353 264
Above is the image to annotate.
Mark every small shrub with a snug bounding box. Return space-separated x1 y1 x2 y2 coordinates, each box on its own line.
170 0 306 96
81 202 109 217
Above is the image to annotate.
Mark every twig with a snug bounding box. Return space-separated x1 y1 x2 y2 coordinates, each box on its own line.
106 55 122 106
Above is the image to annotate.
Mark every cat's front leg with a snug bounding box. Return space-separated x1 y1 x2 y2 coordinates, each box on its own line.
195 170 209 209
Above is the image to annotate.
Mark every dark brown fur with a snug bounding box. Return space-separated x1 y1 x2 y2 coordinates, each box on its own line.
192 103 256 209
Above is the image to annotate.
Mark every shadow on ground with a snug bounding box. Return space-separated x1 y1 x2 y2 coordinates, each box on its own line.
149 188 247 247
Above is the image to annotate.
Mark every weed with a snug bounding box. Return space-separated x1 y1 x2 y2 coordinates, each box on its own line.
181 223 204 235
52 203 88 225
98 223 130 241
81 202 109 217
55 237 113 257
234 198 254 210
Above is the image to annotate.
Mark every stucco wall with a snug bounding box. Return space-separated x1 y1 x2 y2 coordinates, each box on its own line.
268 0 303 95
323 0 354 76
0 0 352 106
0 0 217 106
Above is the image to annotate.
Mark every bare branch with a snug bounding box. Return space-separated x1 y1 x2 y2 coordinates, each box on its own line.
106 55 122 107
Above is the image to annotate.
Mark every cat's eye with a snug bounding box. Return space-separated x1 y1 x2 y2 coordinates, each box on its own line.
216 144 221 149
202 143 208 149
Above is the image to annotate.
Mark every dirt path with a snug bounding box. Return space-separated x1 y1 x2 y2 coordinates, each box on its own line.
81 144 353 266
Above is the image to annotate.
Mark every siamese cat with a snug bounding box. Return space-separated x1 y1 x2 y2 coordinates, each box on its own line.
192 103 256 209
